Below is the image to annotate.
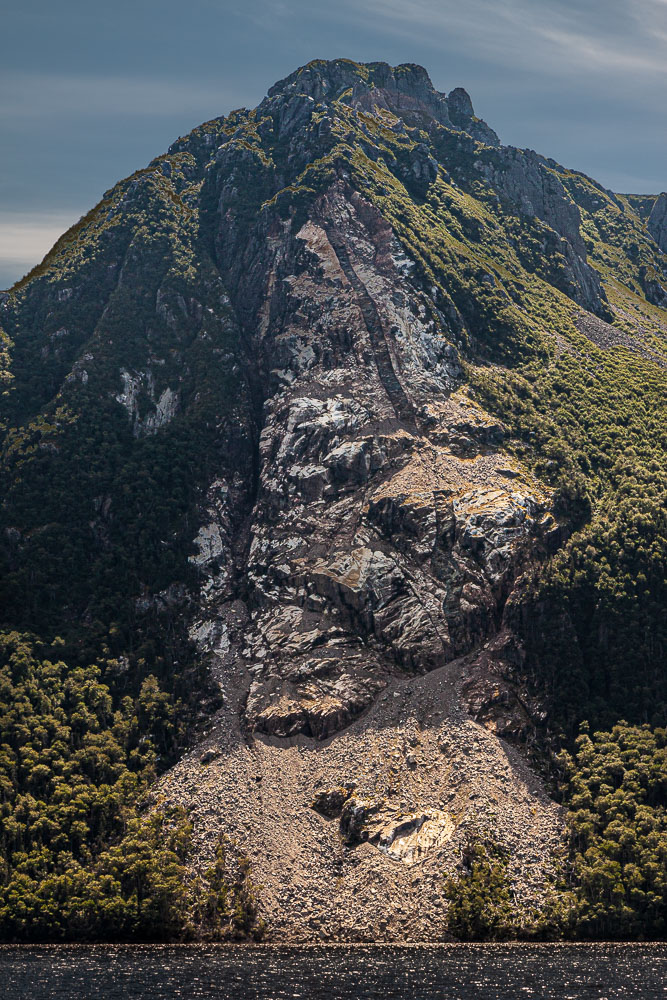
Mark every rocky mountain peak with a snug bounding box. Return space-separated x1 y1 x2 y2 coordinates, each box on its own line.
446 86 475 121
264 58 500 145
267 58 435 102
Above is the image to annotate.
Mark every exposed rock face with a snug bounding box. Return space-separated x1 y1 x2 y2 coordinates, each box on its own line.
473 149 607 314
265 61 500 147
641 264 667 307
115 369 179 435
188 180 557 741
311 785 354 817
339 794 455 864
648 192 667 252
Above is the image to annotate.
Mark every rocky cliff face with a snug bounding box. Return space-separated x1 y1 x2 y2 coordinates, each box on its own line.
648 192 667 252
194 179 559 743
1 59 665 940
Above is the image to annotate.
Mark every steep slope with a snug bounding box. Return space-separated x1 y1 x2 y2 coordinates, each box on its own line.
0 59 665 941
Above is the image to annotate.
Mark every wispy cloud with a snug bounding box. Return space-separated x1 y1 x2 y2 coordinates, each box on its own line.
0 73 243 120
535 26 667 75
339 0 667 80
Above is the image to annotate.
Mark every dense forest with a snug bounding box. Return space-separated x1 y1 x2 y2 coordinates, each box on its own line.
0 633 263 940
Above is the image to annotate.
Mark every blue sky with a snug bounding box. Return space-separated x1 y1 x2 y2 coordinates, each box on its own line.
2 0 666 288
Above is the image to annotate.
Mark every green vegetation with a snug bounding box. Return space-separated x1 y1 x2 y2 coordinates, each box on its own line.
0 633 263 941
0 114 258 940
443 835 527 940
472 347 666 736
559 722 667 939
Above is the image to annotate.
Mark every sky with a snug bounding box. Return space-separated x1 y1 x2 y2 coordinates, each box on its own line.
2 0 666 289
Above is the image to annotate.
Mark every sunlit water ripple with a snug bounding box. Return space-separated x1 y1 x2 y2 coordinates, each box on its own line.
1 943 665 999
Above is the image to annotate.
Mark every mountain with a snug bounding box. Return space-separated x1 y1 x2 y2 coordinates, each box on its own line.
0 59 665 943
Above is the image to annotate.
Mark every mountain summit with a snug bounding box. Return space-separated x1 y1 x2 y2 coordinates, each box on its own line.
263 58 500 145
0 60 665 942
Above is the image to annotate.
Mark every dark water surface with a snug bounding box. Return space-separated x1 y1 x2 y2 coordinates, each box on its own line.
0 943 665 999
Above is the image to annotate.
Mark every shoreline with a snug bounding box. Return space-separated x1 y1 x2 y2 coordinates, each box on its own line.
1 940 666 950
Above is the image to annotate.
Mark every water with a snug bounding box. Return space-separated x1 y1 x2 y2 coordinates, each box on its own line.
0 943 665 999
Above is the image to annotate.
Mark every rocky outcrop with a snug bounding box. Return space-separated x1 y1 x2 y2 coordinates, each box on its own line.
474 148 607 314
339 794 455 864
265 60 500 147
640 264 667 307
648 192 667 253
184 178 559 742
311 785 354 817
